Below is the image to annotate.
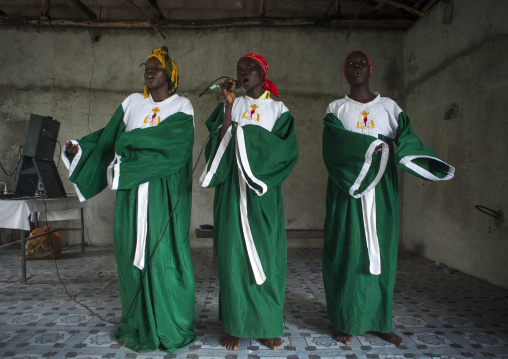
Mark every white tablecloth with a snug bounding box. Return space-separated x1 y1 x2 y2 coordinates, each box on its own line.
0 196 85 231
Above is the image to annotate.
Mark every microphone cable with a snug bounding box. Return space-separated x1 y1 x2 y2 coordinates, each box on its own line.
116 82 235 325
45 78 235 326
199 76 241 97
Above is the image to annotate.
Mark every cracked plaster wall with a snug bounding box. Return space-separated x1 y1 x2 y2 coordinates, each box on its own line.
401 0 508 288
0 27 403 249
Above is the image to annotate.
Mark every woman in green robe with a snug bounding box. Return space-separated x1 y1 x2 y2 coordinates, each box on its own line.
200 53 298 350
63 47 196 353
322 50 454 346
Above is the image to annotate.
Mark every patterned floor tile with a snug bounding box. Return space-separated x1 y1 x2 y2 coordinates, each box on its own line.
356 333 400 348
25 330 74 346
406 332 455 348
194 334 223 349
0 330 21 344
304 333 342 349
3 312 46 326
0 246 507 359
434 315 477 327
393 315 431 328
458 331 508 347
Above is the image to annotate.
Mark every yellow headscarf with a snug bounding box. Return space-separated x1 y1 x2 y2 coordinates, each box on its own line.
143 46 178 98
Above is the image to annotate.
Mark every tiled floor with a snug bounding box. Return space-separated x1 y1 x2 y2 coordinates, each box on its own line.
1 246 508 359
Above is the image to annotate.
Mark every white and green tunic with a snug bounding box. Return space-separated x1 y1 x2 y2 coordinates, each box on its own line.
62 93 196 353
322 94 454 335
200 93 298 338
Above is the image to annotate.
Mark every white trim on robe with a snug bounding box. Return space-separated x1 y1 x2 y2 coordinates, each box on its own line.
350 139 389 199
399 155 455 181
61 140 86 202
361 189 381 275
199 124 267 285
133 182 149 270
235 128 267 285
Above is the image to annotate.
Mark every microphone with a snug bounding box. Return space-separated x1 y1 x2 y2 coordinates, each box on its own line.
209 80 241 90
199 78 241 97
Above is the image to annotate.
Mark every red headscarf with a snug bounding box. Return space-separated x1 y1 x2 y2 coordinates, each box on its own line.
240 53 279 98
343 50 373 78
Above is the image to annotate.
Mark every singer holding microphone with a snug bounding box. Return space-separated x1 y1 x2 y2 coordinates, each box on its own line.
200 53 299 350
62 47 196 353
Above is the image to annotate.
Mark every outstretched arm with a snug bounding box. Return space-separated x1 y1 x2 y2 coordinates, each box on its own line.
395 112 454 181
65 141 80 155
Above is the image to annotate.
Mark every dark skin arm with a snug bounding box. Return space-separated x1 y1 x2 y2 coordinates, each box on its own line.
218 79 237 142
373 144 382 155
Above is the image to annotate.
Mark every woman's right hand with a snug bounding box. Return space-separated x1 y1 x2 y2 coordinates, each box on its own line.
65 141 80 155
222 79 236 104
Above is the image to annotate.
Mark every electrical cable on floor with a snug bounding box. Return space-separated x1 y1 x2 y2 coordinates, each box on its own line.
20 148 118 324
41 197 121 324
39 82 233 326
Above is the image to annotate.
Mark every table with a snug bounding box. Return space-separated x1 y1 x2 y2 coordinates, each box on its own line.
0 195 86 283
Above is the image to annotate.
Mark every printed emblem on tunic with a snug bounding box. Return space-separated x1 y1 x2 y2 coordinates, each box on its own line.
356 110 375 130
144 107 161 126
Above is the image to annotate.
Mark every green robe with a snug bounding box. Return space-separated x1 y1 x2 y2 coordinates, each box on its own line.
322 96 454 335
62 94 196 352
200 98 298 338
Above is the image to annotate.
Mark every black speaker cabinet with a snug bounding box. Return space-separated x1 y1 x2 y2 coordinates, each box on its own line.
22 115 60 160
14 115 67 198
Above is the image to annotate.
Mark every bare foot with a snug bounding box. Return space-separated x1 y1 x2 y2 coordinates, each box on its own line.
260 337 283 350
372 331 404 346
336 332 354 345
222 335 240 350
117 340 126 347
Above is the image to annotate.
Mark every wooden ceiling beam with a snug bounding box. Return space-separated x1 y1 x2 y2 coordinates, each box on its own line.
70 0 97 19
41 0 50 18
126 0 166 39
260 0 266 18
146 0 165 20
421 0 439 13
372 0 424 16
0 16 413 29
372 0 390 12
324 0 338 16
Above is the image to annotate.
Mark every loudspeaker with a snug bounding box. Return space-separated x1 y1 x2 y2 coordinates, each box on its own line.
14 115 66 198
22 115 60 160
15 158 66 198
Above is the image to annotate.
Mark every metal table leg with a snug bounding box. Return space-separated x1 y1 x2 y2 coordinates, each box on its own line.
80 208 85 253
20 230 26 284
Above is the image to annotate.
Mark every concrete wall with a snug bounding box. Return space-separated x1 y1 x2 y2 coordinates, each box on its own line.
2 1 508 290
0 26 404 248
401 0 508 288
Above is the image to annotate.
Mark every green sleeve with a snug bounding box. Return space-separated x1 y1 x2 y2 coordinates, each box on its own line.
322 112 389 198
395 112 455 181
236 111 299 193
113 112 194 190
200 102 235 188
64 105 126 200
